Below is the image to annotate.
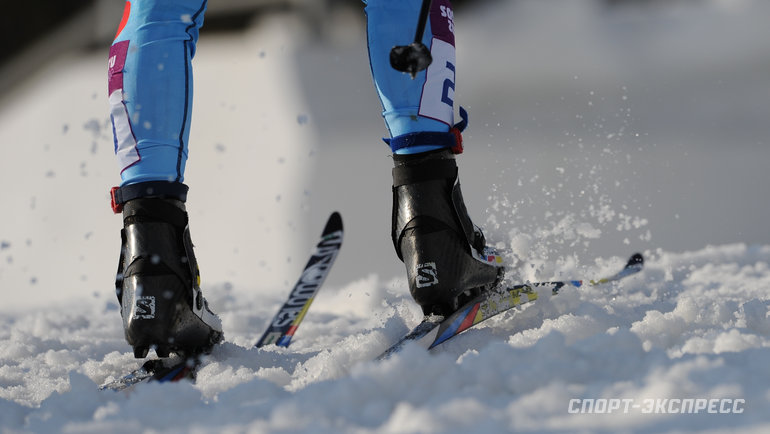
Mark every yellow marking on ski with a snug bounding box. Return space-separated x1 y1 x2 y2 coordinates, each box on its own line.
292 297 315 326
473 306 484 324
507 291 520 305
487 300 497 312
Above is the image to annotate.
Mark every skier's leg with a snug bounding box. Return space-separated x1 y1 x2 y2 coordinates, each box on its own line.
109 0 206 185
364 0 455 154
365 0 504 315
108 0 222 358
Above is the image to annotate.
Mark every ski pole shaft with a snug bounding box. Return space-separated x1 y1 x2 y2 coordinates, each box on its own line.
389 0 434 78
413 0 432 45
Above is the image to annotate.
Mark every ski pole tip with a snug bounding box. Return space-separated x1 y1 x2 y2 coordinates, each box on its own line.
627 253 644 268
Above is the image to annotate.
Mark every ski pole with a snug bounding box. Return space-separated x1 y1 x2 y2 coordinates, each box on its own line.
390 0 433 78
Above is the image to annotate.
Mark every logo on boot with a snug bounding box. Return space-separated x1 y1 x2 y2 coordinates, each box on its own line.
416 262 439 288
133 296 156 319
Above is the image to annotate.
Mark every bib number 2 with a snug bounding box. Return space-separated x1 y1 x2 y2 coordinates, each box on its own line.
418 38 456 126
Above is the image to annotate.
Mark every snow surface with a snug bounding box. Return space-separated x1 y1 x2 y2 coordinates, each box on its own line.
2 0 770 432
3 246 770 432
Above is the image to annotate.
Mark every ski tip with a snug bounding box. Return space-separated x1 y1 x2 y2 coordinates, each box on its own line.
324 211 343 234
627 253 644 268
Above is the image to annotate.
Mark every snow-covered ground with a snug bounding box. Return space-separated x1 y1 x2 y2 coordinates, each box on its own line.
3 246 770 432
2 0 770 432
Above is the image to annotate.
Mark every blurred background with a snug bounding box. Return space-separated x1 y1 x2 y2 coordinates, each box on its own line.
1 0 769 310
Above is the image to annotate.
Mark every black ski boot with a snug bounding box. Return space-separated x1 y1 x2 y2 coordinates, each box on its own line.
111 181 223 358
392 150 505 316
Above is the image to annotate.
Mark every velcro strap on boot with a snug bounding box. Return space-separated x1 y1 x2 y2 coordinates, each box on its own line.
384 107 468 155
122 198 188 229
111 181 189 214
